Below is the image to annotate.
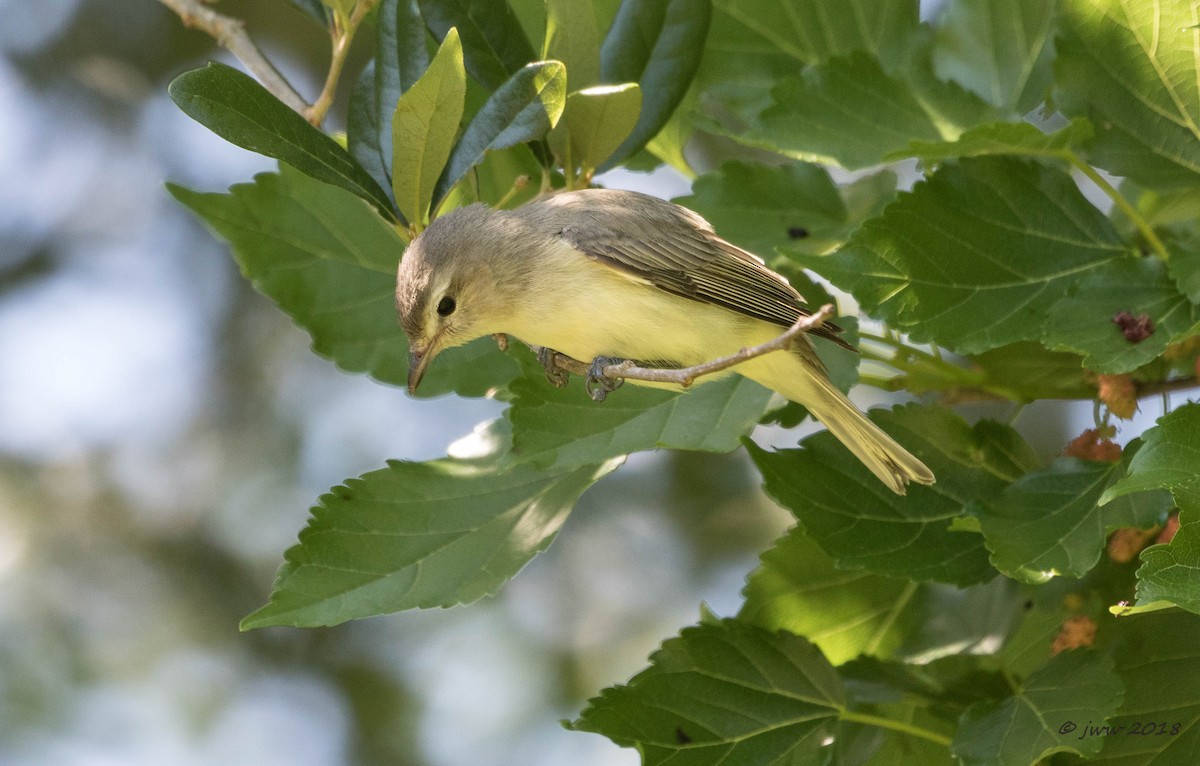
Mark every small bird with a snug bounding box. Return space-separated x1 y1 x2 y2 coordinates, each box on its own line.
395 189 935 494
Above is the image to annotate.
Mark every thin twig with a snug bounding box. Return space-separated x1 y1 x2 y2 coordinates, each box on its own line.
158 0 309 114
1064 151 1170 261
305 0 376 125
534 305 836 388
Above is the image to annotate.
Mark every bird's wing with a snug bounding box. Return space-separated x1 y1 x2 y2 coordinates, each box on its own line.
553 191 853 350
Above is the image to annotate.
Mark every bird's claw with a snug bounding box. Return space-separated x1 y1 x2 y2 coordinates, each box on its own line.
585 356 626 402
537 347 571 388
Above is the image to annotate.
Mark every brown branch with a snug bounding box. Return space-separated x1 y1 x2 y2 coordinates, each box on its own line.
159 0 309 114
1135 376 1200 399
533 304 837 388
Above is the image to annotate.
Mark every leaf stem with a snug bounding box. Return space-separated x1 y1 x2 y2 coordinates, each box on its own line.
1063 151 1169 261
306 1 377 126
838 709 953 747
158 0 309 113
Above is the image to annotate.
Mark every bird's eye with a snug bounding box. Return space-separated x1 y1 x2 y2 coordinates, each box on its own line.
436 296 457 316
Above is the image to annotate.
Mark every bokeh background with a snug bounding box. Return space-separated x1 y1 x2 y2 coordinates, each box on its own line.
0 1 1166 764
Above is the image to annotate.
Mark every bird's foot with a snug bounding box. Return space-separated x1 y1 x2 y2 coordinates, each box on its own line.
585 356 627 402
537 346 571 388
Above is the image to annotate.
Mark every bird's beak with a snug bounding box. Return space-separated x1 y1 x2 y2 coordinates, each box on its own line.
407 345 432 394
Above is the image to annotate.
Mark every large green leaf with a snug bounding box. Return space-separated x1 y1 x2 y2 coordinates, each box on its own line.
347 0 429 200
242 436 622 628
418 0 536 90
889 118 1093 162
168 63 395 218
598 0 711 168
168 166 516 397
701 0 917 119
506 371 772 471
675 160 850 257
952 650 1124 766
391 28 466 226
740 528 926 666
736 49 998 170
976 455 1172 583
434 61 565 205
1103 403 1200 614
932 0 1058 114
1089 611 1200 764
570 619 845 766
795 157 1185 369
549 84 643 179
544 0 601 90
747 404 1038 585
1055 0 1200 190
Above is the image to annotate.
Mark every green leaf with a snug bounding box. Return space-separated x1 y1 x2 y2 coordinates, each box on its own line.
320 0 356 17
434 61 566 206
976 456 1173 583
242 442 622 629
1055 0 1200 189
570 619 845 765
418 0 536 90
1102 402 1200 509
1136 520 1200 615
167 62 395 218
1088 611 1200 764
1042 256 1200 372
747 404 1038 585
796 157 1140 362
168 167 516 397
736 48 999 170
890 118 1093 162
507 371 772 471
1168 237 1200 302
964 343 1096 401
544 0 601 90
952 650 1124 765
740 528 925 666
931 0 1058 114
598 0 711 168
347 0 430 199
700 0 918 120
391 27 466 226
675 160 849 257
549 84 642 179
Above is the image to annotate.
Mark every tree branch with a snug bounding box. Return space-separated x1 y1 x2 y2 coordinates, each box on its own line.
532 304 837 389
159 0 310 115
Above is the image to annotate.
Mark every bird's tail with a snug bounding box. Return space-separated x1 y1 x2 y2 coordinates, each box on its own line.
742 349 936 495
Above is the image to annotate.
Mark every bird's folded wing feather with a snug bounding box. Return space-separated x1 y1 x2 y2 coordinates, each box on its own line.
556 199 852 350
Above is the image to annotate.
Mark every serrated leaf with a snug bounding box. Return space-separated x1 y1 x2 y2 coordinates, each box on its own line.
391 27 466 226
1089 611 1200 764
796 157 1144 363
347 0 429 200
242 446 622 628
570 619 845 766
1168 238 1200 302
507 371 772 471
701 0 918 120
418 0 536 90
1135 520 1200 615
549 84 642 179
740 528 925 665
434 60 566 205
168 62 395 218
674 160 849 257
1043 256 1200 372
1055 0 1200 189
598 0 711 169
544 0 600 90
890 118 1093 162
1102 403 1200 508
952 650 1124 766
168 167 516 396
976 456 1173 583
932 0 1058 114
747 404 1038 585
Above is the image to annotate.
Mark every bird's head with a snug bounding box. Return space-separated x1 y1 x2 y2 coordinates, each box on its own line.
395 203 529 393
